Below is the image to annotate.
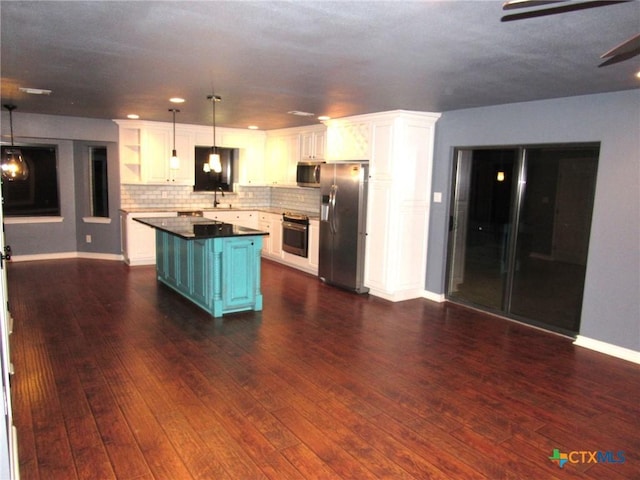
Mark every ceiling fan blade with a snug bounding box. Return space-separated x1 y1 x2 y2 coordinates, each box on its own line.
501 0 628 21
600 33 640 59
598 48 640 67
502 1 565 11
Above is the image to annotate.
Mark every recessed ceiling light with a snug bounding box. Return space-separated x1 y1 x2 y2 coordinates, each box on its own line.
287 110 314 117
317 115 331 121
127 114 140 119
169 97 185 103
248 125 259 130
636 71 640 79
19 87 52 95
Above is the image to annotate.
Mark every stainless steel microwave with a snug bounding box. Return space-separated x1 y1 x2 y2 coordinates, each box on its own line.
296 161 324 187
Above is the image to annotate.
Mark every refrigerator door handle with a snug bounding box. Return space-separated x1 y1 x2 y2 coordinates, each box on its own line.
329 184 338 234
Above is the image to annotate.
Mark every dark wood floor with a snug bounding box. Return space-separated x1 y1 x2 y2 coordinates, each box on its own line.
7 258 640 479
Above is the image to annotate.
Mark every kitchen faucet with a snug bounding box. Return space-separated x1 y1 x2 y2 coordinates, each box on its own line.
213 186 225 208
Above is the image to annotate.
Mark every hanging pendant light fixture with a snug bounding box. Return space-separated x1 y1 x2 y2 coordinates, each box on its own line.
169 108 180 170
1 104 29 181
207 94 222 173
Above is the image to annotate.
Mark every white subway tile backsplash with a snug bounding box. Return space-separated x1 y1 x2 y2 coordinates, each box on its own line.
120 184 319 213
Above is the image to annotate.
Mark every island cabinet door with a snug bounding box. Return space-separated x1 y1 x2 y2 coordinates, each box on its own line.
191 239 209 306
174 237 190 295
155 232 176 283
222 237 260 312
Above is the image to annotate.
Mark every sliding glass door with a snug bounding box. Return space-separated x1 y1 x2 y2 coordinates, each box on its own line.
446 145 599 335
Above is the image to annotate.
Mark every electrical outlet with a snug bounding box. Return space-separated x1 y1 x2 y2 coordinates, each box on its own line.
85 235 92 243
161 191 168 199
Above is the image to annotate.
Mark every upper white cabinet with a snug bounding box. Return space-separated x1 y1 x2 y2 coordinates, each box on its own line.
141 126 195 185
299 126 326 161
221 131 266 186
264 125 327 185
115 120 265 186
265 130 299 185
114 120 194 185
325 119 372 161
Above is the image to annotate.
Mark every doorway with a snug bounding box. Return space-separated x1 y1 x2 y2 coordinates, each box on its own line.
446 144 599 335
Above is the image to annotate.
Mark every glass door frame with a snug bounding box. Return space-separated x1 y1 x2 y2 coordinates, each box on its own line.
445 143 599 337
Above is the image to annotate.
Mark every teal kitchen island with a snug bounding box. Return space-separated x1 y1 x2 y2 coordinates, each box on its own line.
134 216 268 318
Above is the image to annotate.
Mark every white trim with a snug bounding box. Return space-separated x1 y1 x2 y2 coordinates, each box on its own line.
423 290 445 303
574 335 640 365
3 216 64 224
10 252 123 263
82 216 112 224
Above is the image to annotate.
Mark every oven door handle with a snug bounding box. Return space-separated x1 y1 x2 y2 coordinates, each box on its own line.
283 221 308 232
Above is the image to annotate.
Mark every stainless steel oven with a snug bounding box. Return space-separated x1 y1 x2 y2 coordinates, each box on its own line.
282 212 309 257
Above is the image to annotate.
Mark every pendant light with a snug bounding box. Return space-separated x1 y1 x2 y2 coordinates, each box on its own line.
207 94 222 173
169 108 180 170
1 104 29 181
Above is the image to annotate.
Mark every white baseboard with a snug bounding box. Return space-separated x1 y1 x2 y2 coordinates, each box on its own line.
574 335 640 365
11 252 123 262
423 290 445 303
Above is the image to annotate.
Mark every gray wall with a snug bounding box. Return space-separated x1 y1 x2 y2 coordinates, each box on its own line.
427 90 640 351
1 113 120 256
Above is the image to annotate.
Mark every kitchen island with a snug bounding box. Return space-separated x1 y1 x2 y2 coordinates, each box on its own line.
134 216 268 318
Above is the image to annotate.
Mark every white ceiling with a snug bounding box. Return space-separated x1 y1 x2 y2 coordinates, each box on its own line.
1 1 639 130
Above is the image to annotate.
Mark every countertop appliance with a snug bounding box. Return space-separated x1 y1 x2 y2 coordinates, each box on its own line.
318 161 369 293
296 161 324 187
282 212 309 257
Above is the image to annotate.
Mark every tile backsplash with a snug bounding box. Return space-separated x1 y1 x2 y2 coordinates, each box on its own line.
121 184 320 213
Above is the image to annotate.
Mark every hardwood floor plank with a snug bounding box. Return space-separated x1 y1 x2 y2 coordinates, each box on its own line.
279 443 344 480
64 415 116 480
155 410 234 480
7 258 640 479
450 426 564 480
274 406 388 480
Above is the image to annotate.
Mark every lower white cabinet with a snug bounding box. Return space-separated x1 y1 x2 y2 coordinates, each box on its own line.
258 212 282 259
121 209 319 275
203 210 258 229
120 211 176 265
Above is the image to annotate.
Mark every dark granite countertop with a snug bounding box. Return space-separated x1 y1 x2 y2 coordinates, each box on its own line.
120 207 319 221
133 216 269 240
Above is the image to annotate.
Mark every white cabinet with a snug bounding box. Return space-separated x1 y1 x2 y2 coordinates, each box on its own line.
221 131 266 186
265 131 298 185
299 127 326 161
117 126 141 184
325 117 372 161
120 211 176 265
326 110 441 302
203 210 258 229
308 219 319 270
258 212 283 259
114 120 195 185
194 127 267 186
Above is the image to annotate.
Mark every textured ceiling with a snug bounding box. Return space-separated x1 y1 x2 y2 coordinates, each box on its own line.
1 1 639 130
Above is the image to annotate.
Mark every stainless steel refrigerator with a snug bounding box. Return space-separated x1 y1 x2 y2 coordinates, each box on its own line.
318 161 369 293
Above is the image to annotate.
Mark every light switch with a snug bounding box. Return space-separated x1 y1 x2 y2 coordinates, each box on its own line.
433 192 442 203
